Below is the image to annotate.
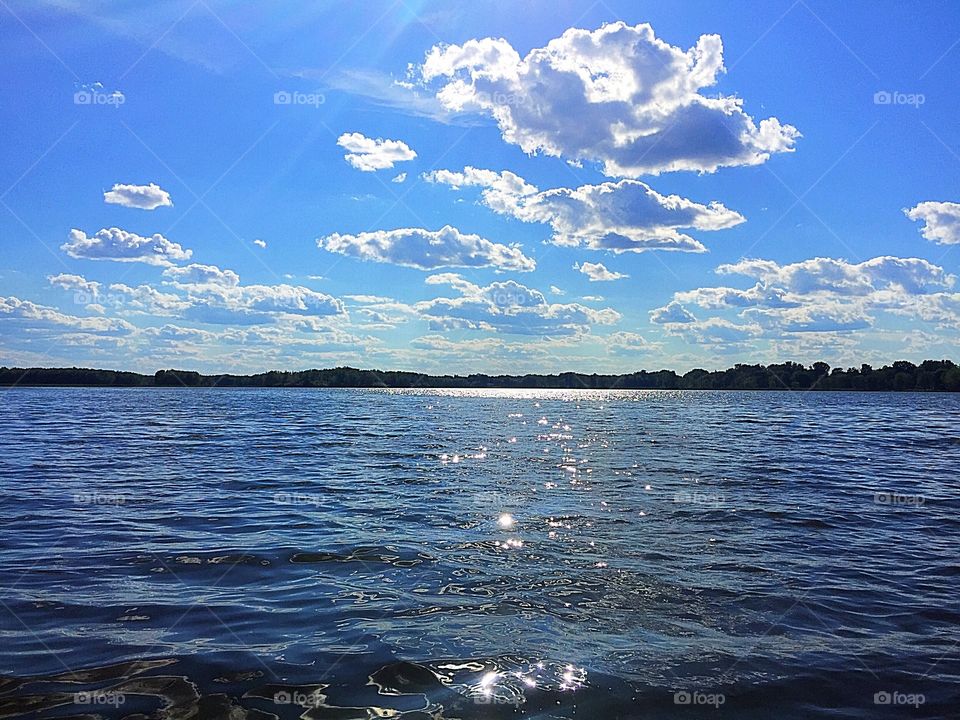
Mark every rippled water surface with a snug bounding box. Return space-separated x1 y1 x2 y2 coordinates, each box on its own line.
0 388 958 719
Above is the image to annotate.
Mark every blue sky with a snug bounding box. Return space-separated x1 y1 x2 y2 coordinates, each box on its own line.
2 0 959 374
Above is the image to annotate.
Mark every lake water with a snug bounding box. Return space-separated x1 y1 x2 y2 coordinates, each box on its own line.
0 388 957 718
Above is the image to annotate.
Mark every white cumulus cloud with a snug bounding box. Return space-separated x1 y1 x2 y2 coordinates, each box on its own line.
163 263 345 324
0 296 134 335
318 225 535 271
108 283 189 315
48 273 101 296
650 301 696 324
163 263 240 287
424 166 743 253
416 22 799 176
62 227 192 266
103 182 172 210
716 256 954 295
337 132 417 171
905 201 960 245
606 331 654 355
650 255 958 346
418 273 619 337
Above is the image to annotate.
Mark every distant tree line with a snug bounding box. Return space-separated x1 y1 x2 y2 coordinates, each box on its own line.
1 360 959 391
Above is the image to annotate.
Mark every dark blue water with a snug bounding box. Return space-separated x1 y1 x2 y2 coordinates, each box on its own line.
0 388 957 718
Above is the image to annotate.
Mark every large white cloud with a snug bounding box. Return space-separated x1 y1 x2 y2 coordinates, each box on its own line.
45 265 343 325
163 263 345 323
716 256 954 295
651 255 958 345
318 225 535 271
337 132 417 171
891 292 960 329
674 283 796 309
141 324 217 344
410 333 550 361
416 22 799 176
108 283 189 315
103 183 172 210
417 273 619 336
649 301 760 346
425 166 743 253
62 227 192 266
342 294 418 329
48 272 186 315
1 279 368 371
163 263 240 287
606 331 653 355
904 201 960 245
650 301 696 324
743 304 872 333
239 284 344 316
0 296 134 335
673 318 761 345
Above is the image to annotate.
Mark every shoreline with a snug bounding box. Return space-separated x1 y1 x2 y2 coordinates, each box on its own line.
1 360 958 391
2 385 957 392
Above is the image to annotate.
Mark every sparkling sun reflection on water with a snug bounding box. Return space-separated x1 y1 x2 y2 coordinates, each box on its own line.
0 388 958 718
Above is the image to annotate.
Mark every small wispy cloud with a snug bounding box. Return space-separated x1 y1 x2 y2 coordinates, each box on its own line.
303 68 482 125
574 261 629 282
